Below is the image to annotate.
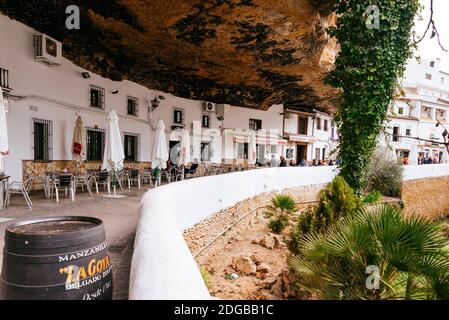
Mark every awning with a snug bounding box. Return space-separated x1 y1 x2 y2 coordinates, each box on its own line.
287 133 316 143
255 137 288 145
233 136 250 143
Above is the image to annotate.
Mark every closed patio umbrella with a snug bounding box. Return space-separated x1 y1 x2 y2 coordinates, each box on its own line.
408 144 418 165
248 133 257 165
152 119 169 169
178 129 191 166
102 110 125 196
0 87 8 173
151 120 169 185
72 116 85 162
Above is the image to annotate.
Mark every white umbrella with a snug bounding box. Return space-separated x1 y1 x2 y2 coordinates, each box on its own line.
0 87 8 173
408 144 418 165
178 129 191 166
151 119 169 170
102 110 125 196
72 116 85 162
248 133 257 165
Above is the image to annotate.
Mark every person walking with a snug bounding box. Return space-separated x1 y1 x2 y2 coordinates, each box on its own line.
299 159 307 167
279 156 287 167
270 154 279 167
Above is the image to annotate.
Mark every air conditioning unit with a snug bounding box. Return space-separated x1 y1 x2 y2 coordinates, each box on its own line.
34 34 62 66
204 101 216 113
216 103 225 121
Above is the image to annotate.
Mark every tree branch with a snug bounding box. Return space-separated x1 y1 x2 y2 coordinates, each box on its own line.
413 0 448 52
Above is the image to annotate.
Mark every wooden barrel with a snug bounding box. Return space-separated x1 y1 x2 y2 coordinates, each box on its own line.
0 216 113 300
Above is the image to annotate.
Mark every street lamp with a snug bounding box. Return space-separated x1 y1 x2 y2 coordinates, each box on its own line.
436 121 449 154
149 97 160 112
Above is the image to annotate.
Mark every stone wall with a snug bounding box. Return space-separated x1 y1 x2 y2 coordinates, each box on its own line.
401 176 449 219
22 160 151 190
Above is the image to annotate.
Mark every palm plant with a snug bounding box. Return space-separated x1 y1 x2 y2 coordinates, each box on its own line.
289 205 449 300
266 194 297 233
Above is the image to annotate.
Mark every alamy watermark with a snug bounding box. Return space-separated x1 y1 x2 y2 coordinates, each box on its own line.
66 5 80 30
365 265 380 290
366 5 380 30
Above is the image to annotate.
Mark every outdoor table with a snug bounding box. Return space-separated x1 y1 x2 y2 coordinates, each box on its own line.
0 175 10 211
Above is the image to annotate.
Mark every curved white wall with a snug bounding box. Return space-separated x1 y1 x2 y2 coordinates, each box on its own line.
129 167 338 300
403 164 449 181
129 164 449 300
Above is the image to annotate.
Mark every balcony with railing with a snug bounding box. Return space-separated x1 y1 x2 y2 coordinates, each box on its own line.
0 67 12 92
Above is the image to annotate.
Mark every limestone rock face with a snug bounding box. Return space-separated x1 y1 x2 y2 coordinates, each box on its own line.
232 256 257 275
0 0 338 112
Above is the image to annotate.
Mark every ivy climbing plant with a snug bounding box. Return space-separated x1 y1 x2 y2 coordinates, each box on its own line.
326 0 421 192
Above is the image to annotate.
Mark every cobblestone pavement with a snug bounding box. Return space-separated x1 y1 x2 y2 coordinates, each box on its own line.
0 187 147 300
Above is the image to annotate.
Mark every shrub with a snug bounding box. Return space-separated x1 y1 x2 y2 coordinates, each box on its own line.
200 266 211 289
266 194 297 234
288 176 361 254
365 150 403 197
362 190 381 204
289 205 449 300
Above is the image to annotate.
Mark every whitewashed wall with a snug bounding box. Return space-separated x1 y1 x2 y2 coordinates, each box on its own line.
0 14 286 181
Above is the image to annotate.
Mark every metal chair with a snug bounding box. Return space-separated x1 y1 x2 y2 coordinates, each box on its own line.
54 174 75 203
127 169 141 189
74 173 93 196
141 168 154 186
173 165 184 182
160 168 171 183
93 170 111 194
6 175 34 210
185 163 199 179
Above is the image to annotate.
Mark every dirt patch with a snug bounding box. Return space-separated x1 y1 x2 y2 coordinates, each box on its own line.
184 193 311 300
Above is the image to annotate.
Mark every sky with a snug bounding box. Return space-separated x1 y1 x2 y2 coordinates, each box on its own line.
415 0 449 71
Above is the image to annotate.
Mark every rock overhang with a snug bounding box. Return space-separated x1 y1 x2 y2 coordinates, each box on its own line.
0 0 339 113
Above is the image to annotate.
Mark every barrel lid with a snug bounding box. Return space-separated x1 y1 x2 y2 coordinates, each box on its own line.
5 216 105 248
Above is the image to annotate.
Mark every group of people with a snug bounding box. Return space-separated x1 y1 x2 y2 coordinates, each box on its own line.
418 155 441 165
402 155 443 165
267 154 337 168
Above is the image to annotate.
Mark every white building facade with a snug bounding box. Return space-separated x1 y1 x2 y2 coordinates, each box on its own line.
387 58 449 164
0 14 337 182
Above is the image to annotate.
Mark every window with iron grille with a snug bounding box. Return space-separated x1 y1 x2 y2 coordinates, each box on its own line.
33 119 53 162
86 127 105 161
127 96 139 117
90 85 105 109
0 68 11 91
249 119 262 131
124 133 139 162
174 108 185 124
298 117 308 135
202 114 210 128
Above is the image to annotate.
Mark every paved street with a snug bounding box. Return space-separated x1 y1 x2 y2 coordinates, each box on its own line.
0 188 147 300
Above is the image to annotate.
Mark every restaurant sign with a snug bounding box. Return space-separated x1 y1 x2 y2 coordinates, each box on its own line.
288 134 316 143
256 137 288 145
